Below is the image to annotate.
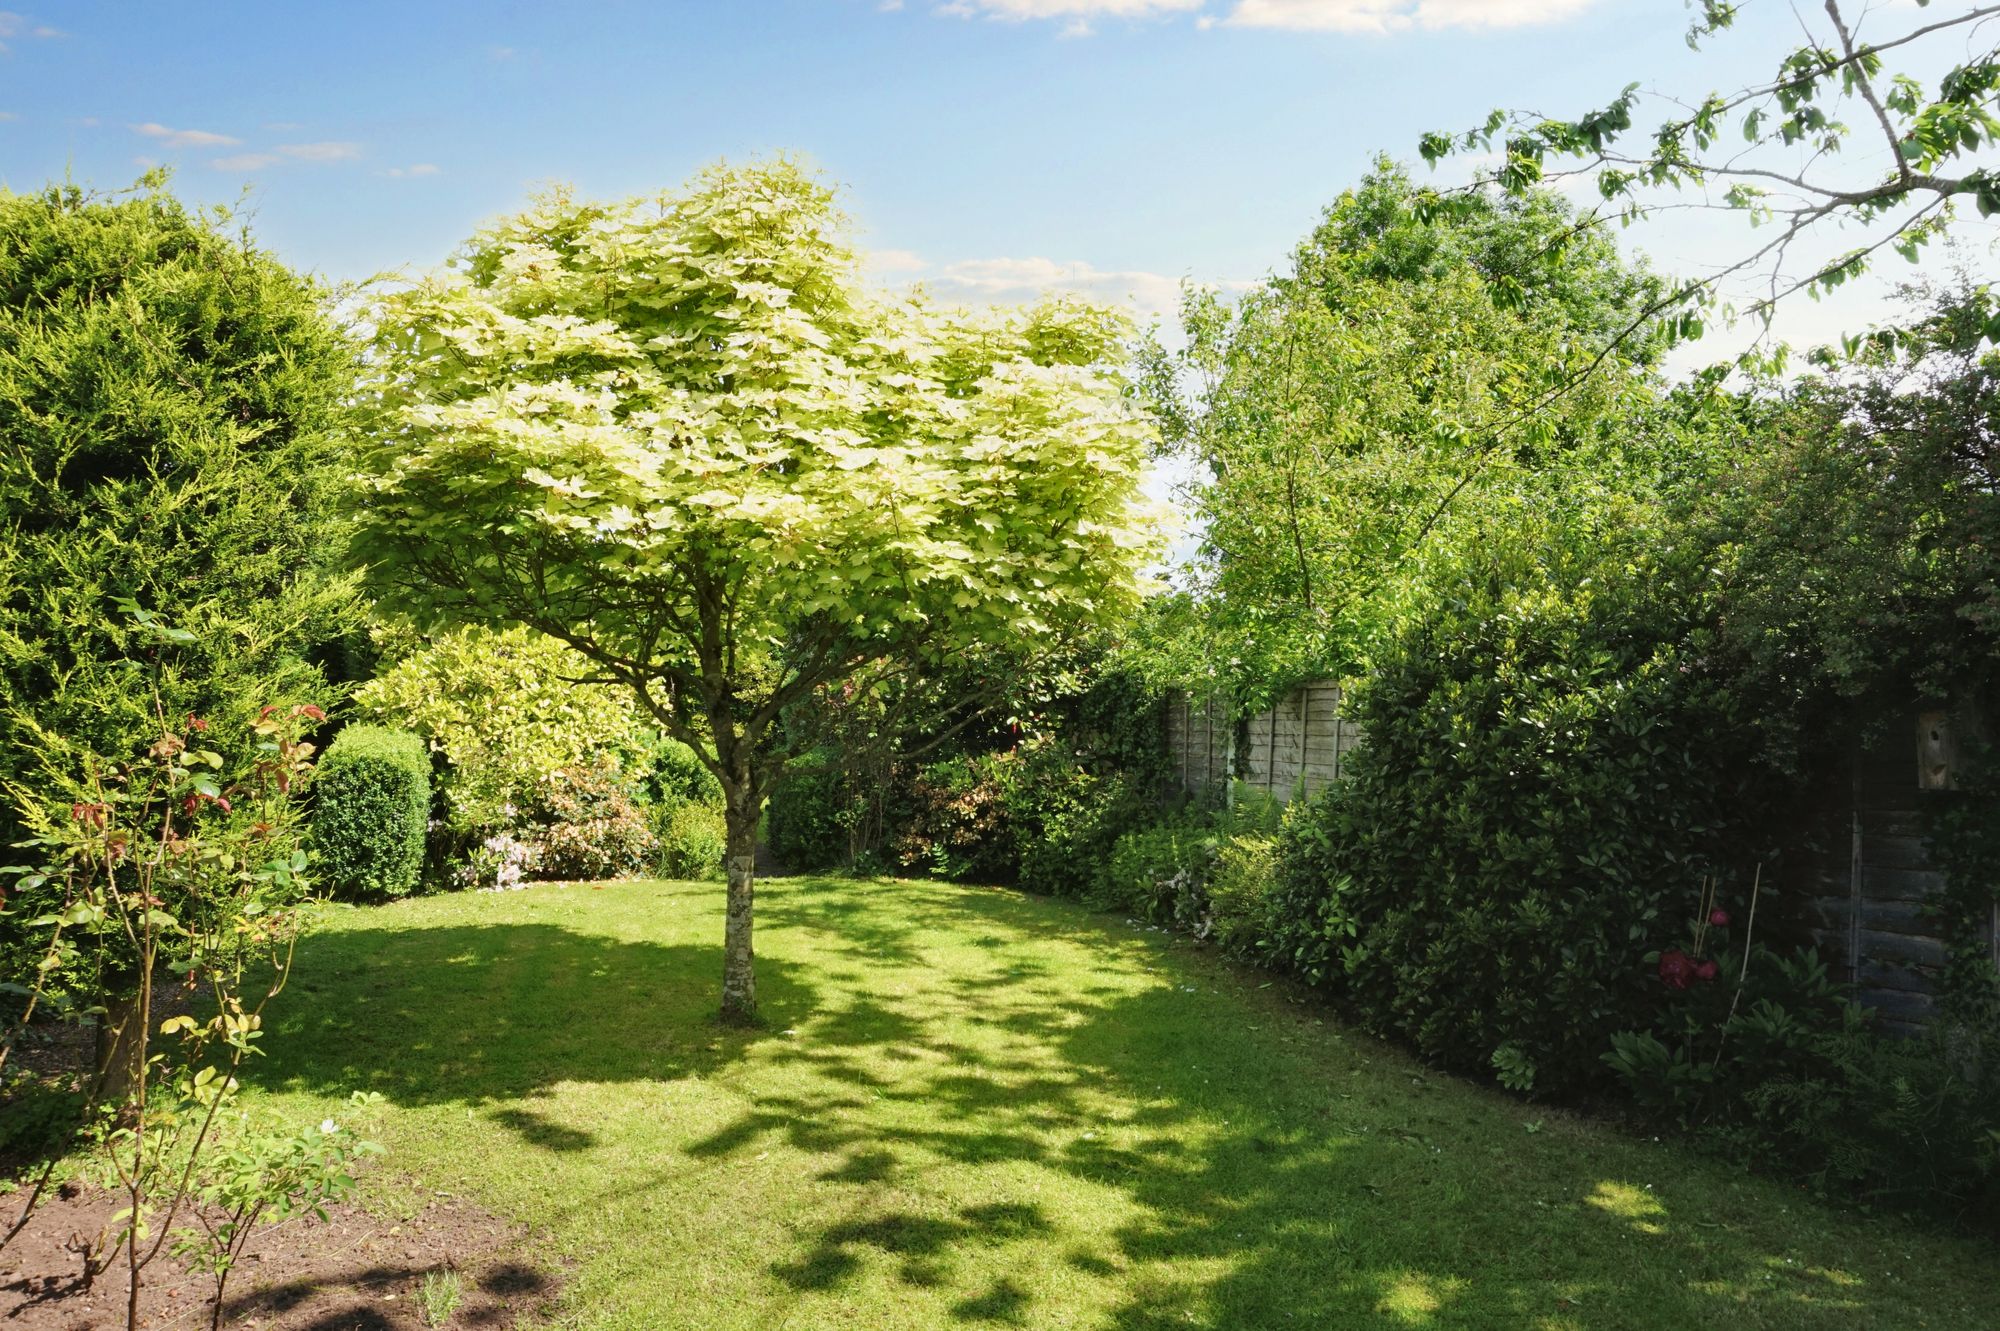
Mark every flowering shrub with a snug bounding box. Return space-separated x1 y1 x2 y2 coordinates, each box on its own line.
1606 942 2000 1215
524 760 655 881
457 831 541 892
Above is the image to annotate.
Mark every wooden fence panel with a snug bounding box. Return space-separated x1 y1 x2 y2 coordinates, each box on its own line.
1164 681 1355 805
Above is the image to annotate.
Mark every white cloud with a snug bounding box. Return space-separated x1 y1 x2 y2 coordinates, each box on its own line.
277 140 361 161
867 251 1254 324
0 11 62 49
0 111 16 122
132 122 241 149
386 162 441 178
211 152 280 171
934 0 1201 20
1220 0 1596 33
864 247 929 274
927 255 1197 321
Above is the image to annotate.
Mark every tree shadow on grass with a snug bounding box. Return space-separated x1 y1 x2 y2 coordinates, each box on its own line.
721 878 2000 1330
253 919 815 1140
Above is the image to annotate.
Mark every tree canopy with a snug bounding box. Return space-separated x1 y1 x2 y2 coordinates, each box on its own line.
351 158 1159 1018
1138 165 1667 704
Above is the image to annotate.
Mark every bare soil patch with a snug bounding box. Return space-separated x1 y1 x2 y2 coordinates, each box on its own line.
0 1180 560 1330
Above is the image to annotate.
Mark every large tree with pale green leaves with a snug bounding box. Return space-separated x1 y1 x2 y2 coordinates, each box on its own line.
350 159 1158 1020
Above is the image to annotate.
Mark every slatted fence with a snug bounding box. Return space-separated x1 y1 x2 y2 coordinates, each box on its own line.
1164 682 1360 804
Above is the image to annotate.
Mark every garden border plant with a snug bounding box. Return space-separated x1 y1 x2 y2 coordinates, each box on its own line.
0 660 381 1330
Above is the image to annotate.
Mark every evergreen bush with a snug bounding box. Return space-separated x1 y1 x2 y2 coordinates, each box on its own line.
311 726 430 899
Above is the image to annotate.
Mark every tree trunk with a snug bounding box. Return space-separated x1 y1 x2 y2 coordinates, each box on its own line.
94 981 145 1108
719 795 758 1024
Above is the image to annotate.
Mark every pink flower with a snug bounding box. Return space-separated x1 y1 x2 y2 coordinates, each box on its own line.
1695 959 1720 983
1658 949 1696 991
1709 908 1730 927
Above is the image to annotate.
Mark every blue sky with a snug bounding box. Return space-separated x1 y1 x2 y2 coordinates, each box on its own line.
1 1 1983 348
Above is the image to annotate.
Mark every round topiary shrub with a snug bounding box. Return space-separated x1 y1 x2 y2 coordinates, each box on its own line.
310 725 431 899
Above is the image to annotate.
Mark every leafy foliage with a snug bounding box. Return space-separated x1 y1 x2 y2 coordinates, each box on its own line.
0 179 361 837
1605 947 1999 1215
642 734 723 810
170 1097 383 1331
354 625 651 839
0 702 368 1323
765 755 854 873
350 158 1159 1018
649 799 726 881
1203 829 1282 960
1421 1 2000 358
1094 819 1216 933
1137 165 1661 702
309 725 430 900
888 752 1016 883
1256 532 1773 1091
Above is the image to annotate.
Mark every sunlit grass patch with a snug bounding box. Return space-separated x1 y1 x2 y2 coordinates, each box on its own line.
247 877 2000 1330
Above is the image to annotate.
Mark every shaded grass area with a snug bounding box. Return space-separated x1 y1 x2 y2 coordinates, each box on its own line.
250 878 1999 1330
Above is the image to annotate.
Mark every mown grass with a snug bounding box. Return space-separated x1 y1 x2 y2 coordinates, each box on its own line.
249 876 1999 1330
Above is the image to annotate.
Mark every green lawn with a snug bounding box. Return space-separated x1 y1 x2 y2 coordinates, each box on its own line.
250 877 1999 1330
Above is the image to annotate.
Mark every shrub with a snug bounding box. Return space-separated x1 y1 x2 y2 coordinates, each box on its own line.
311 726 430 899
0 181 360 990
645 735 723 808
1005 737 1155 897
651 800 727 880
523 759 655 881
1606 946 2000 1217
1206 831 1282 958
355 625 652 841
1254 550 1775 1095
1096 821 1215 931
0 183 360 826
767 756 855 872
890 752 1017 882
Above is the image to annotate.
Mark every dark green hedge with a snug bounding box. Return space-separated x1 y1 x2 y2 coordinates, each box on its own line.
311 725 430 899
1259 557 1766 1095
